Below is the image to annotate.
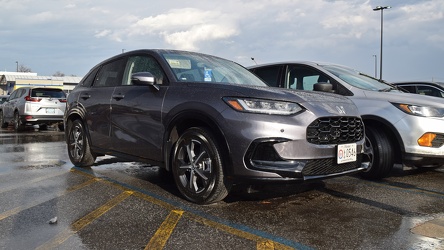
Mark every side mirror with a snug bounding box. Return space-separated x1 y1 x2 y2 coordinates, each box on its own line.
313 82 334 93
131 72 159 90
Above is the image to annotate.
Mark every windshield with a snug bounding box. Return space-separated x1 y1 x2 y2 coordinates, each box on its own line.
161 51 267 86
321 64 401 92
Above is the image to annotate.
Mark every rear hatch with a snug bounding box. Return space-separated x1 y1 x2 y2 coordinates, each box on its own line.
25 88 66 115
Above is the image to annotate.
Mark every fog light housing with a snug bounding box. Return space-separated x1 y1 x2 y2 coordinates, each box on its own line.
422 133 444 147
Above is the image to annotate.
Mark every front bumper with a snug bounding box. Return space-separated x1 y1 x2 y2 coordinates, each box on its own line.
220 108 367 181
244 138 366 181
403 153 444 167
395 115 444 165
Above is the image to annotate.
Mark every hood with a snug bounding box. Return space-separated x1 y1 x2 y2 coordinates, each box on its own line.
210 83 361 117
362 90 444 108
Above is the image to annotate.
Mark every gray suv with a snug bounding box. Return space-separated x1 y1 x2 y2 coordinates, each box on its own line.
0 87 66 131
65 50 367 204
249 62 444 179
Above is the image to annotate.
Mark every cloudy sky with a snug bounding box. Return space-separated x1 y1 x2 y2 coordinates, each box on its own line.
0 0 443 82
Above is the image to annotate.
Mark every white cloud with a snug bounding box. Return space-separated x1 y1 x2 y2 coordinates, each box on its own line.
95 29 112 38
0 0 443 81
163 23 238 50
101 7 240 50
400 2 444 22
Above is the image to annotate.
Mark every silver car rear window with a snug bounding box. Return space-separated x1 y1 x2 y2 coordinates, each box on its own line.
31 88 66 98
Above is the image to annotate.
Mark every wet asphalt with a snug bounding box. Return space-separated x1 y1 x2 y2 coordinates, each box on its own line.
0 126 443 250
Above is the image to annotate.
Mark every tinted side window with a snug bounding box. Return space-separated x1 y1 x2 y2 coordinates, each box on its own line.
252 66 281 87
81 67 100 87
417 85 443 97
93 58 126 87
285 65 353 96
122 56 166 85
286 65 330 90
399 85 416 93
9 90 18 100
14 88 27 99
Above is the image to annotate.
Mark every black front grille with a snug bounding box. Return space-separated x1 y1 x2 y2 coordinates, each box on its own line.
307 117 364 145
302 157 360 176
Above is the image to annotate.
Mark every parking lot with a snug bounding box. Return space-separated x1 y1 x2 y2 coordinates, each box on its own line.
0 127 443 249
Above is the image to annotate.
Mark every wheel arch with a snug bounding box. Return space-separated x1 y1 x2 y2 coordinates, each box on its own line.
163 110 233 176
362 115 404 164
64 106 91 145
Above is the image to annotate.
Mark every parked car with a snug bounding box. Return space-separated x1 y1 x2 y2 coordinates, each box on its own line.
65 49 367 204
0 87 66 131
249 62 444 179
0 95 9 104
392 81 444 98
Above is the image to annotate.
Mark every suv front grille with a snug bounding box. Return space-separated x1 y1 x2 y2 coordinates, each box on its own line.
307 117 364 145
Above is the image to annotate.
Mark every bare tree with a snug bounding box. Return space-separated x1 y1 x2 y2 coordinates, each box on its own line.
18 64 32 72
53 71 65 77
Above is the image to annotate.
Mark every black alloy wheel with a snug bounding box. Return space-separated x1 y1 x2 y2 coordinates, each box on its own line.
67 119 96 167
172 127 230 204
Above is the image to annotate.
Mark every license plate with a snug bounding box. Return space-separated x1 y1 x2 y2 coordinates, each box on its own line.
337 143 357 164
46 108 55 114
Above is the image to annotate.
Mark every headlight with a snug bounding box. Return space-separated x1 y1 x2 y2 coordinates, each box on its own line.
223 97 303 115
392 103 444 117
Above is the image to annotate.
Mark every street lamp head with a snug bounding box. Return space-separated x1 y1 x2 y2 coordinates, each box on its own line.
373 6 391 11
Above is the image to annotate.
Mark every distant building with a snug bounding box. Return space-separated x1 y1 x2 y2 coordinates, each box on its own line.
0 71 82 95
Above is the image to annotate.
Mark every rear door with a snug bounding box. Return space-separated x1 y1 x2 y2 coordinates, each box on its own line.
3 88 25 121
81 57 127 150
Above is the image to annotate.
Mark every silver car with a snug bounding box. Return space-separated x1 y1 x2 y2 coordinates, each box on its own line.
249 62 444 179
0 87 66 131
65 49 367 204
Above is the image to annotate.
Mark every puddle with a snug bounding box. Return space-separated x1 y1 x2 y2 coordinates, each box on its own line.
16 160 66 170
411 215 444 240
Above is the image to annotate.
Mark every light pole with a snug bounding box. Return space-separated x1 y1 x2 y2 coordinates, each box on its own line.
373 5 390 80
372 55 377 78
16 61 18 72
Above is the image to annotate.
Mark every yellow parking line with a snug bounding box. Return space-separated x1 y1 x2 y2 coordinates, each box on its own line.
257 240 295 250
145 210 184 250
36 191 133 250
0 178 98 221
71 169 298 249
187 213 295 250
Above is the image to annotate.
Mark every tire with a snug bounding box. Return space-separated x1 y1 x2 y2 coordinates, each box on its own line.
39 124 48 130
14 112 25 131
0 111 8 128
58 123 65 132
360 126 394 179
67 119 96 167
172 127 230 204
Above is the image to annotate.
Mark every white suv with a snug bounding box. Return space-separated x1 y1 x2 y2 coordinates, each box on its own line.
249 62 444 179
0 87 66 131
